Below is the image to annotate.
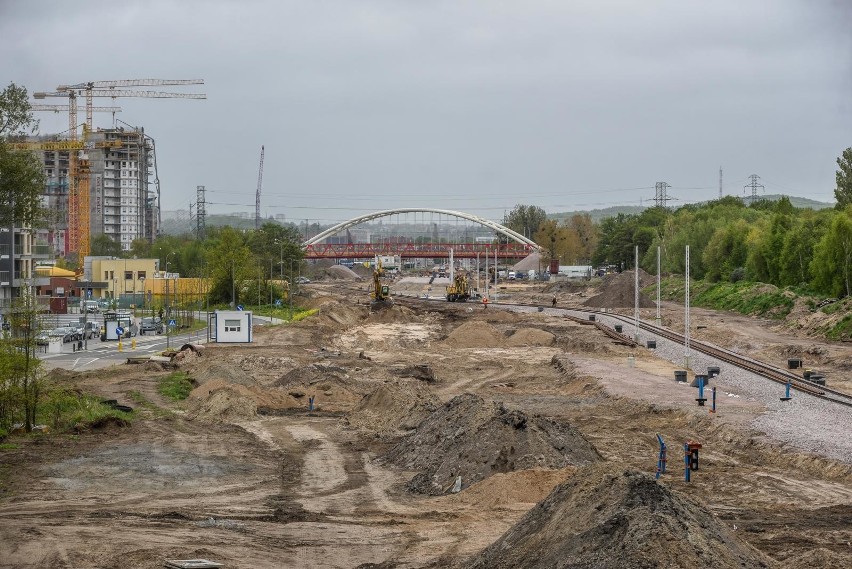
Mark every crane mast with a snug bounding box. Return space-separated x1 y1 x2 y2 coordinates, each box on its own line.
255 145 264 230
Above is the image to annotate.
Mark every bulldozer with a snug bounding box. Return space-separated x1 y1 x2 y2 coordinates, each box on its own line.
370 258 394 309
446 272 471 302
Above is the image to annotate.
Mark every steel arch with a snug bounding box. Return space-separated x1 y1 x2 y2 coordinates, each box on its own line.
304 208 542 249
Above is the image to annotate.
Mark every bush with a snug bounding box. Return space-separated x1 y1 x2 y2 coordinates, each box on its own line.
729 267 746 282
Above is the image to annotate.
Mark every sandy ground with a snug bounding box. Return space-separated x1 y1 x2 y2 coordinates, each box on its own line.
0 280 850 568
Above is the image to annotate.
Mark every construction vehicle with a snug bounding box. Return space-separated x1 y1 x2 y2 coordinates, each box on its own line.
446 272 471 302
370 258 393 309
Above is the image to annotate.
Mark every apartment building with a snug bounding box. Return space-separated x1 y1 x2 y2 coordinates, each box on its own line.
0 225 50 325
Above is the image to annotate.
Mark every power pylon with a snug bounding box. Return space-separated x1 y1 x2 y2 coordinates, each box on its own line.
196 185 207 239
654 182 672 208
744 174 764 204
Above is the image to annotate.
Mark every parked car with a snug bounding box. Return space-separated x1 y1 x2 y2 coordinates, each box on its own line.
70 324 85 340
83 321 101 339
35 330 51 346
296 276 311 284
140 317 163 335
49 327 74 343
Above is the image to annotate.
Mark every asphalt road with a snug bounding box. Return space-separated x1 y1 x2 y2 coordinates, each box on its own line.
39 328 211 372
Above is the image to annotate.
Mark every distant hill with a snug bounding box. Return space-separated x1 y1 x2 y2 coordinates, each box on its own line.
548 205 646 223
549 194 833 222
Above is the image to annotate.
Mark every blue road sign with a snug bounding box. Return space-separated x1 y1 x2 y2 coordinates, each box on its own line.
237 305 244 311
168 319 177 326
274 299 282 307
115 327 124 336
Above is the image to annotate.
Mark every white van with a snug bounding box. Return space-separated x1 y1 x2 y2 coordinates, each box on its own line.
81 300 99 314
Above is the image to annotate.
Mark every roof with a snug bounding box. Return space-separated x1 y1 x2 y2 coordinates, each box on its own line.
35 266 77 278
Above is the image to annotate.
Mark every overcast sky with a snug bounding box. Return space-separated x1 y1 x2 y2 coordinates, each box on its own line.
2 0 850 225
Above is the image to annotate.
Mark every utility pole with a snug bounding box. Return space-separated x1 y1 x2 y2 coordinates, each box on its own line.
255 146 264 230
654 182 672 209
744 174 764 204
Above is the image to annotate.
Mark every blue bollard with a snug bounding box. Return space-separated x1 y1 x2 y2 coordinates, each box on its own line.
696 376 707 406
781 382 792 402
308 396 315 411
655 434 666 479
711 387 717 413
684 443 690 483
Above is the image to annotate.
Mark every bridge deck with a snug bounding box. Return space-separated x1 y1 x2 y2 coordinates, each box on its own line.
304 242 536 259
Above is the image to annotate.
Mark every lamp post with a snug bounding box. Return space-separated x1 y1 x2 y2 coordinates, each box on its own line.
140 277 145 314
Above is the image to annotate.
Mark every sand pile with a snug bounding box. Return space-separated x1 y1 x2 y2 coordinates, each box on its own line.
512 252 542 272
443 321 503 348
274 364 362 411
309 299 365 329
584 269 656 308
505 328 555 347
326 265 362 280
464 465 770 569
382 394 601 495
347 382 440 438
237 354 296 372
186 385 258 421
450 467 574 509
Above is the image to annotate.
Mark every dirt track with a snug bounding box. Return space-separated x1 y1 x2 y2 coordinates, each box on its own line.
0 281 850 568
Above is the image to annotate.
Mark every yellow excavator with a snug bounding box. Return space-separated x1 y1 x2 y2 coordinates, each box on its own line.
446 272 471 302
371 258 393 308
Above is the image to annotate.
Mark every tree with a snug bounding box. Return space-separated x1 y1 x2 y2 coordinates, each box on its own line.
90 234 123 257
503 204 547 241
0 292 44 433
206 227 256 306
811 208 852 297
0 83 44 228
835 147 852 209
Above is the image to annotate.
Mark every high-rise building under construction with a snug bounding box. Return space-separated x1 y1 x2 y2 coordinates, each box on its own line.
34 125 159 255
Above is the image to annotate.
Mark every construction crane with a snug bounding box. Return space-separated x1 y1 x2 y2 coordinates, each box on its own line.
255 145 264 229
52 79 204 129
30 79 205 269
31 104 122 114
8 130 122 265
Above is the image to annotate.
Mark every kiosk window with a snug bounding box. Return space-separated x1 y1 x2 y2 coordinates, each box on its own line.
224 319 241 332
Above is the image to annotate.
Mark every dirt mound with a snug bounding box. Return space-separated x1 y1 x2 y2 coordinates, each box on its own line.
779 547 852 568
237 354 296 373
382 394 601 495
512 252 542 272
347 382 440 437
452 467 574 509
505 328 555 347
189 360 255 387
584 269 656 308
443 321 503 348
310 299 366 329
186 387 258 421
326 265 362 280
464 464 770 569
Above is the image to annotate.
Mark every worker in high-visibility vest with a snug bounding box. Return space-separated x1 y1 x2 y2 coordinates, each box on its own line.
482 297 489 309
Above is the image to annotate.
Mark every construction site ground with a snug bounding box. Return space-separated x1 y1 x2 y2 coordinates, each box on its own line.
1 276 850 568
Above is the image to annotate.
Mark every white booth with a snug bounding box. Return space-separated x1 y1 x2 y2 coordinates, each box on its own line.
213 310 253 343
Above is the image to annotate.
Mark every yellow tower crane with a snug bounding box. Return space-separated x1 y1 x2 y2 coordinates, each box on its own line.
7 132 123 267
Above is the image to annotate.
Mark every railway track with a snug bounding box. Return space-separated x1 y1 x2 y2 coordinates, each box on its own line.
389 291 852 409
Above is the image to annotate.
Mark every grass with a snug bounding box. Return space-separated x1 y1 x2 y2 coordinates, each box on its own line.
291 308 318 322
0 442 18 450
653 278 795 319
128 390 172 418
39 389 131 432
157 371 194 401
824 312 852 341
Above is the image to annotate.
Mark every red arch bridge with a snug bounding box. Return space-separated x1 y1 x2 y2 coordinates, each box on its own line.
302 208 543 260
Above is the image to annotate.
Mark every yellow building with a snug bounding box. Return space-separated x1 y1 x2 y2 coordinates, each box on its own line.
87 257 210 305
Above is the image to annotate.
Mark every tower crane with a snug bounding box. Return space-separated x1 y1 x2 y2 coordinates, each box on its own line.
30 79 205 269
8 131 123 265
50 78 204 129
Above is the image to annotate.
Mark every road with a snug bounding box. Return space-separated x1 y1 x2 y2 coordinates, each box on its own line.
39 328 211 372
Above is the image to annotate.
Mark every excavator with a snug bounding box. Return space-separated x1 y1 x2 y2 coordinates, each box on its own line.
370 258 394 309
446 272 471 302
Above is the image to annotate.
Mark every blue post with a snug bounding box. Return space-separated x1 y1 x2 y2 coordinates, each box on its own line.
684 443 690 482
696 376 707 406
655 434 666 479
309 396 315 411
711 387 717 413
781 382 791 402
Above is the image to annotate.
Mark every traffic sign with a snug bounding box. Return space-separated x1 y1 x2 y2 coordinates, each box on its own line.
237 305 244 311
115 327 124 336
168 319 177 326
274 299 282 307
